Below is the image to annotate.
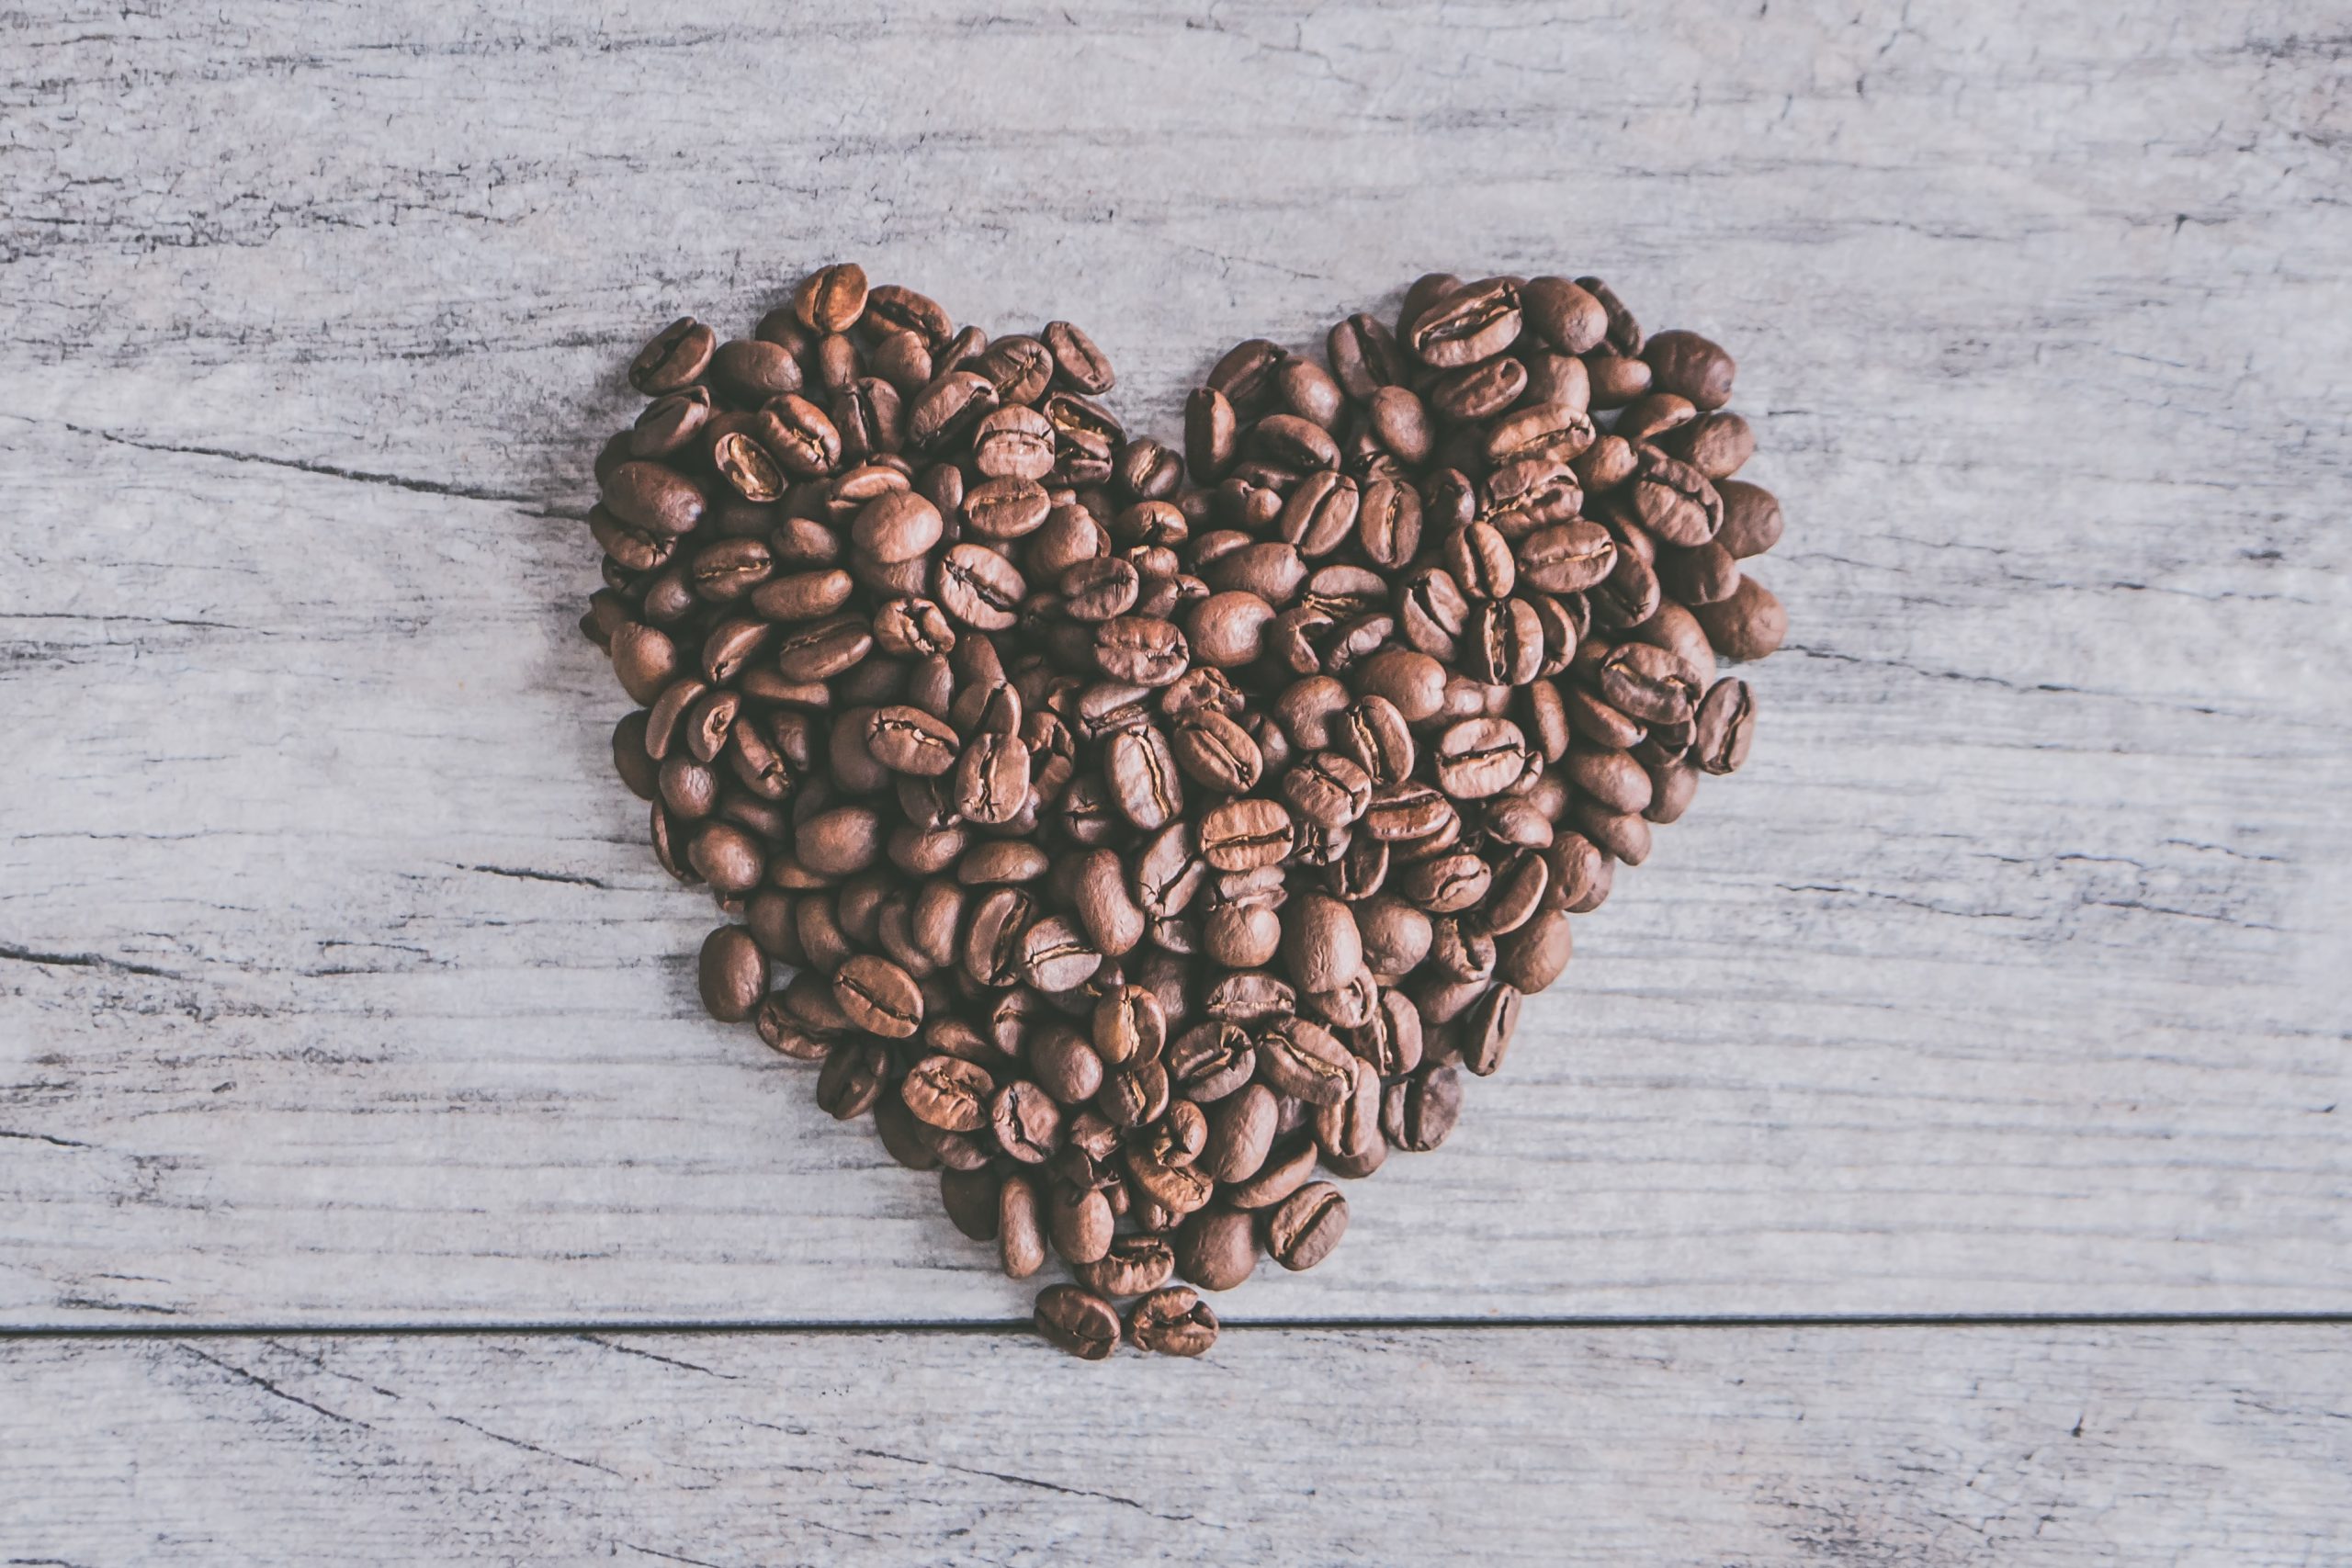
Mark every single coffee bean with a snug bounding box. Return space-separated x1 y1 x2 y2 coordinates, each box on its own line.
1126 1286 1219 1356
1461 982 1522 1076
834 953 924 1039
1048 1182 1114 1266
1282 892 1364 994
940 1166 1002 1242
1098 1056 1171 1131
1497 908 1572 993
628 317 716 394
1405 276 1521 368
1000 1173 1047 1278
1167 1021 1257 1103
1199 796 1296 871
1092 984 1168 1066
1174 1204 1260 1291
1253 1016 1354 1106
991 1078 1063 1163
815 1040 889 1121
697 925 766 1022
1034 1283 1120 1359
1599 642 1702 727
1075 1235 1176 1300
1018 914 1104 994
1692 677 1757 773
1642 329 1736 410
1521 276 1609 354
1382 1062 1463 1151
901 1052 993 1132
1266 1180 1349 1269
1691 575 1786 660
1042 320 1115 393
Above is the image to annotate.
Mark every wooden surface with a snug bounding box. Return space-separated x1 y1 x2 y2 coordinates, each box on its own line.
2 0 2347 1559
4 1325 2348 1564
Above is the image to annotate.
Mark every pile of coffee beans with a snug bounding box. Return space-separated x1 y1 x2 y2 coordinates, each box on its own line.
578 264 1785 1358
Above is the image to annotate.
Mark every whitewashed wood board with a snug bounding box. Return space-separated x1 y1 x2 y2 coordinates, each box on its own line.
3 1325 2346 1564
3 0 2349 1329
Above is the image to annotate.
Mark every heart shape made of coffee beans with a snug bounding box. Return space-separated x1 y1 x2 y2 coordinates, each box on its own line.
581 264 1787 1359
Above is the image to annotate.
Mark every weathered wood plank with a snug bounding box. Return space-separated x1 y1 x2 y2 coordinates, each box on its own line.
3 1325 2346 1564
3 0 2348 1325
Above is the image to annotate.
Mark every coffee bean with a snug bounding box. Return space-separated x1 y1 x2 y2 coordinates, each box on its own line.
1692 677 1757 773
1126 1286 1219 1356
697 925 766 1022
1199 796 1296 871
1627 445 1724 547
1048 1182 1114 1265
1598 642 1702 726
1093 984 1168 1066
1167 1021 1257 1102
1253 1016 1354 1106
997 1174 1047 1278
1692 575 1786 660
1017 914 1103 993
939 1166 1002 1242
1282 892 1364 995
1174 1204 1260 1291
900 1053 992 1132
1036 320 1114 395
815 1040 889 1121
1382 1062 1463 1151
990 1078 1063 1164
1266 1180 1349 1269
629 317 716 394
835 953 924 1039
1405 276 1521 367
1642 329 1736 410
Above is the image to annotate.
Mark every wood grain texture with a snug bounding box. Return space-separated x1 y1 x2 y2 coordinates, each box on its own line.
1 1325 2346 1564
3 0 2349 1326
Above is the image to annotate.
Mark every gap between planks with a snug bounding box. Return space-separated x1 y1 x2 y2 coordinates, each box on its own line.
5 1310 2347 1342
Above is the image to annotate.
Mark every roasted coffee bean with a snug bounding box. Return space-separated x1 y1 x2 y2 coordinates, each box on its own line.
697 925 766 1022
1627 445 1724 547
815 1040 889 1121
1167 1021 1257 1102
900 1052 992 1131
1048 1182 1114 1265
1199 796 1295 871
1174 1204 1260 1291
1266 1180 1349 1269
991 1078 1063 1163
1461 983 1522 1076
1035 1283 1120 1359
1254 1016 1354 1106
629 317 716 394
999 1174 1048 1278
1599 642 1702 726
1692 678 1757 773
835 953 924 1038
937 542 1026 630
1126 1286 1219 1356
1643 329 1736 410
1093 984 1168 1066
1041 320 1114 394
1406 277 1521 367
1433 716 1532 799
1282 892 1363 994
1072 1239 1175 1304
1692 575 1786 660
1382 1062 1463 1151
